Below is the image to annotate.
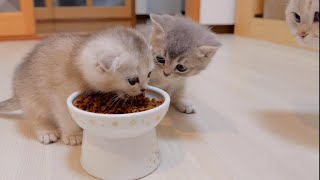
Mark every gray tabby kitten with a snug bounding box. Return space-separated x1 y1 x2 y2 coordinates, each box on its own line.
148 14 221 114
286 0 319 48
0 27 154 145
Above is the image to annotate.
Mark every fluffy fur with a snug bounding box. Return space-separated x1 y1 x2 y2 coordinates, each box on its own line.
286 0 319 48
0 27 153 145
148 14 221 114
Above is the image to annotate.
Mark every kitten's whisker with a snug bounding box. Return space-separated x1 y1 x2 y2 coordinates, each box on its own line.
110 94 120 104
109 97 117 103
109 95 120 107
130 98 133 107
122 97 129 107
113 98 122 110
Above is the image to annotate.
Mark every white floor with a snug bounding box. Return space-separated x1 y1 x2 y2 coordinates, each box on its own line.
0 35 319 180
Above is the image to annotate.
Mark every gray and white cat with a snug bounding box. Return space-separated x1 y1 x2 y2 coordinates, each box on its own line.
286 0 319 48
148 14 221 114
0 27 154 145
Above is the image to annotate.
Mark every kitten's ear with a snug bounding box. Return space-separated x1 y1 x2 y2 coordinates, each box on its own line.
150 14 164 26
97 56 120 73
198 45 221 58
150 14 166 49
150 14 165 34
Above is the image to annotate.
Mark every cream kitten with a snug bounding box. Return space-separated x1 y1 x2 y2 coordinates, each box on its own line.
148 14 221 114
286 0 319 48
0 27 154 145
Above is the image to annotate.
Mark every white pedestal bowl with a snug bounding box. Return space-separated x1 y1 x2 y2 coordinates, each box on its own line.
67 86 170 180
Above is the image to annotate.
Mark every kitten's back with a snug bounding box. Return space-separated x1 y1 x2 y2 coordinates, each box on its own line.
14 33 84 100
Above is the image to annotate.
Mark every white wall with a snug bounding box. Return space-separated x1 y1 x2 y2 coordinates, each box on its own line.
200 0 236 25
136 0 183 15
0 0 20 12
136 0 147 14
136 0 236 25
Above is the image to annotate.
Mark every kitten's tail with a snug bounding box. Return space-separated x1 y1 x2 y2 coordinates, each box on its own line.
0 97 20 112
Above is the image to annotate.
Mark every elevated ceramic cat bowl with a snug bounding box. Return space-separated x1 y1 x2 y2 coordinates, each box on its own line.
67 86 170 180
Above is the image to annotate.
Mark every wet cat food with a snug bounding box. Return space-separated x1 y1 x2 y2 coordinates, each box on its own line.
74 93 164 114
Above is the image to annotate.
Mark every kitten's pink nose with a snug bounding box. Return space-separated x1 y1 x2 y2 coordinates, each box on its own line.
163 68 172 77
299 31 308 39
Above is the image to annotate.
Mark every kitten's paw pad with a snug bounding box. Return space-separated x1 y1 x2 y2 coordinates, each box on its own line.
63 134 83 146
175 101 196 114
38 131 60 145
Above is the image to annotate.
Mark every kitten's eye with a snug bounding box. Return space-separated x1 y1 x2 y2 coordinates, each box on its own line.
156 56 165 64
128 77 139 86
176 64 188 72
314 11 319 22
293 12 301 23
148 71 152 78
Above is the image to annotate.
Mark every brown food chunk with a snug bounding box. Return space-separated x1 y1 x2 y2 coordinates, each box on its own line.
74 93 164 114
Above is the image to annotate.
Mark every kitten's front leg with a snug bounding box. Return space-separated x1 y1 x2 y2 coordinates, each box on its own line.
173 97 196 114
170 84 195 114
52 96 82 146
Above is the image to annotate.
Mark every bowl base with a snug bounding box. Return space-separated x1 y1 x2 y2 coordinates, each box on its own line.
81 129 160 180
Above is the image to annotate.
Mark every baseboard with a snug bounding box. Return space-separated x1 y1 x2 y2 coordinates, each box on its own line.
0 35 42 41
136 15 150 24
136 15 234 34
209 25 234 34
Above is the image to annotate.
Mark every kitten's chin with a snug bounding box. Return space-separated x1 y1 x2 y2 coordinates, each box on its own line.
296 36 320 49
116 91 142 99
116 92 126 99
88 86 141 99
164 76 181 81
161 73 183 80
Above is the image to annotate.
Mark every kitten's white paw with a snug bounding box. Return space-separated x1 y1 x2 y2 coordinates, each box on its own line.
37 130 60 145
174 100 196 114
63 134 83 146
